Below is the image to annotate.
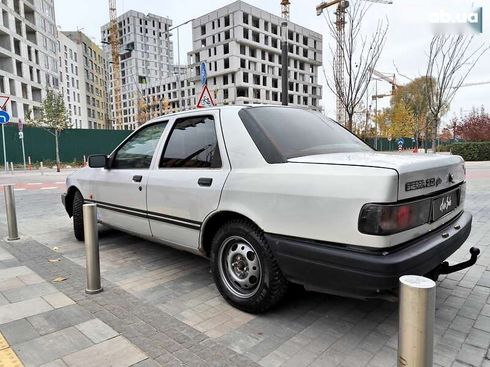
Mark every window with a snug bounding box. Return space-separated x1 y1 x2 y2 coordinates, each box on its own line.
239 107 371 164
160 116 221 169
112 122 166 169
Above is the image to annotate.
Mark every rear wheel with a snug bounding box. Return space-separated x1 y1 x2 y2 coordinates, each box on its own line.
72 191 84 241
211 220 288 313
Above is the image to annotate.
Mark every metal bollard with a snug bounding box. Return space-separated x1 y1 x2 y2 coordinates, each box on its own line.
40 161 44 175
398 275 436 367
3 185 19 240
83 203 103 294
9 162 13 174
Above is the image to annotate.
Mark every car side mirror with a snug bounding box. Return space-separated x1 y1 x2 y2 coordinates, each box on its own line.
88 154 108 168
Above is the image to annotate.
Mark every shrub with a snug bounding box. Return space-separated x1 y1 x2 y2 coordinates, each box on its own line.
450 142 490 161
437 144 452 152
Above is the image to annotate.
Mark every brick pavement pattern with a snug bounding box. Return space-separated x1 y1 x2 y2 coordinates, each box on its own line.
0 161 489 366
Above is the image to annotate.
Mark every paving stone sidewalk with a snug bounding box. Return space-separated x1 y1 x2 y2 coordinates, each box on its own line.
0 234 259 367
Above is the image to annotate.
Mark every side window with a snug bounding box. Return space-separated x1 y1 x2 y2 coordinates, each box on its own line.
160 115 222 168
112 122 166 169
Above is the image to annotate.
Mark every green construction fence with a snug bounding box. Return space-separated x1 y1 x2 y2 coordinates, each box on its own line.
0 124 131 164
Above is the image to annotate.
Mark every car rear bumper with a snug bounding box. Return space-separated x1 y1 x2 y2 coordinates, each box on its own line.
266 211 473 298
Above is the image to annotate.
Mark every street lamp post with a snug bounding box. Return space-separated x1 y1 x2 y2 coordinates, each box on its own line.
166 18 194 112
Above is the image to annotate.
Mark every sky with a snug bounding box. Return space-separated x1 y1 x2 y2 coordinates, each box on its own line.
54 0 490 128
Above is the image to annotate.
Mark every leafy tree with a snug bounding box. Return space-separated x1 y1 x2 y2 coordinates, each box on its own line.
390 102 416 138
373 103 416 140
391 77 432 148
455 107 490 142
27 89 71 172
373 108 391 138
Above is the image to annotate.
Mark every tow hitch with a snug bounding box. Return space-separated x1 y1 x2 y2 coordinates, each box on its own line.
427 247 480 280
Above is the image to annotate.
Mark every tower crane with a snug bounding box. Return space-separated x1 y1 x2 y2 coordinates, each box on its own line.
108 0 123 129
316 0 393 125
371 69 399 100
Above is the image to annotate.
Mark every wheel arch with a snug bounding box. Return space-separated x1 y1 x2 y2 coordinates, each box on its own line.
200 211 261 257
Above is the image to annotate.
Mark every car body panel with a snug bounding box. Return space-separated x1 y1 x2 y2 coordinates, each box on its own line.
146 109 231 251
289 152 465 200
62 106 474 299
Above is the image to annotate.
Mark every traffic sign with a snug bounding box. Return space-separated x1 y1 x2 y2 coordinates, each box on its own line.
196 85 215 108
18 118 23 132
200 62 207 86
397 138 405 146
18 131 23 139
0 95 9 110
0 110 10 124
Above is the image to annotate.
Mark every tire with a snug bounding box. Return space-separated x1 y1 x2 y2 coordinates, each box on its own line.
72 190 84 241
211 219 288 313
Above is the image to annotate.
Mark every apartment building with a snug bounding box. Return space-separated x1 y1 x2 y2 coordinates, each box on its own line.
189 0 323 109
0 0 59 123
58 31 85 129
101 10 174 129
141 66 197 118
141 0 323 118
63 31 109 129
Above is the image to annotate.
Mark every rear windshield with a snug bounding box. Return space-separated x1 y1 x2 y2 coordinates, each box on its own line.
239 107 372 163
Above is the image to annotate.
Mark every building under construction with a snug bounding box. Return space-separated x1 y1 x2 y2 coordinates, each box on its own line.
141 0 323 117
100 10 174 130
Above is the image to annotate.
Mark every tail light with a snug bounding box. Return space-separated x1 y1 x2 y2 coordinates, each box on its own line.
358 199 431 235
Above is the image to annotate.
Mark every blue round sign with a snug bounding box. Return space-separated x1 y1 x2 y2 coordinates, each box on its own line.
200 62 207 86
0 110 10 124
397 138 405 146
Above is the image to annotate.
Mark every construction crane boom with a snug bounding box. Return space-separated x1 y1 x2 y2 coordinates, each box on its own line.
108 0 123 129
456 81 490 88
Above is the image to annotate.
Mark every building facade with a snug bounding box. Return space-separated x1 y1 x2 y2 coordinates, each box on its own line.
63 31 109 129
0 0 59 123
58 31 86 129
141 1 323 118
189 1 322 109
141 67 197 118
101 10 174 129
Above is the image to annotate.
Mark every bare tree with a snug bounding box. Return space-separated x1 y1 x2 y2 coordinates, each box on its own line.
324 2 388 130
424 35 488 152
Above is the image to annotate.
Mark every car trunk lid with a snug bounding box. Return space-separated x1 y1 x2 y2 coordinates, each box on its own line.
288 152 465 200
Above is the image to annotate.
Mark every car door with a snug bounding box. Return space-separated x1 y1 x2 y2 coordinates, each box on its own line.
147 110 230 251
91 121 167 237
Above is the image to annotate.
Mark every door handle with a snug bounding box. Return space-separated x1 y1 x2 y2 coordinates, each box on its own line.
198 177 213 187
132 175 143 183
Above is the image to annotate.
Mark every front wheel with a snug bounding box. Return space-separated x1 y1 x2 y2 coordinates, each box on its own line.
72 190 84 241
211 220 288 313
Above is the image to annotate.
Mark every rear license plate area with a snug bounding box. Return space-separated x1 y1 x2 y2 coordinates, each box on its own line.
432 188 459 222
